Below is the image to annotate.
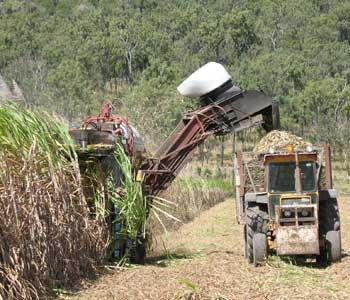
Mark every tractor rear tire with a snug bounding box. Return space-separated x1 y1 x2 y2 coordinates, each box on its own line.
246 223 254 263
326 230 341 263
244 224 254 262
253 233 267 267
246 205 268 265
319 197 341 264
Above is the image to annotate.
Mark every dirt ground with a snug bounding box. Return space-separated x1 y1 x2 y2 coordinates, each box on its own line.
62 198 350 300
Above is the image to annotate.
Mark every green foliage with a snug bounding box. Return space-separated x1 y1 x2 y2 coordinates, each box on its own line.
109 144 147 240
0 102 75 164
1 0 350 149
178 176 233 196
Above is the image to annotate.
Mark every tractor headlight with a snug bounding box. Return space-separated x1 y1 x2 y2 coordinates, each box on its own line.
299 208 311 217
301 208 309 217
283 209 292 217
300 198 310 204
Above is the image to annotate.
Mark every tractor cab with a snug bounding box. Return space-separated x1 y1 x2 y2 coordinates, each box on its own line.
264 148 319 218
264 147 320 255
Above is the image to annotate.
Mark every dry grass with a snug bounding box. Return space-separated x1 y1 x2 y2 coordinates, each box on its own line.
64 197 350 300
148 177 226 237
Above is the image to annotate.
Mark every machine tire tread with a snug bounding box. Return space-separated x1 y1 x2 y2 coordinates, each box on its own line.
245 205 269 265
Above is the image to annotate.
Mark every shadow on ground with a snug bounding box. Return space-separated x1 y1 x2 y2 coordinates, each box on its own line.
145 252 200 267
278 250 348 269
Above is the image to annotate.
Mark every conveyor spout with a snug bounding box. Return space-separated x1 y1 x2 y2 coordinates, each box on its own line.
143 89 280 196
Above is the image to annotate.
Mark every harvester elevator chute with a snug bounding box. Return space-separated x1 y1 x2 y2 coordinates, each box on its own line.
142 88 280 196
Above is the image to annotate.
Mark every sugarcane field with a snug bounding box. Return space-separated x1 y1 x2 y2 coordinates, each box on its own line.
1 1 350 300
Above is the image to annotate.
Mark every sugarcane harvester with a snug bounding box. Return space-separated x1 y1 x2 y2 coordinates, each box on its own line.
69 62 280 262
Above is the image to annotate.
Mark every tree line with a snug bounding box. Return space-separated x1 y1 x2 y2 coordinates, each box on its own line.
1 0 350 151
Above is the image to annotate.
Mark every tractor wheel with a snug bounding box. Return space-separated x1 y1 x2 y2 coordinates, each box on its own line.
246 221 254 263
244 225 248 259
246 205 269 265
316 246 327 264
326 230 341 263
319 197 341 264
132 238 146 264
253 233 267 267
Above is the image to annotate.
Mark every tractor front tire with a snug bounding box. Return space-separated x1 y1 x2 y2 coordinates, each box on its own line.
326 230 341 263
253 233 267 267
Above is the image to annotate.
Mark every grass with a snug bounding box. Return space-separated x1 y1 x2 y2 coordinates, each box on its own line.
58 197 350 300
148 176 226 238
109 143 148 241
177 176 233 197
176 278 200 292
147 198 350 300
267 256 338 292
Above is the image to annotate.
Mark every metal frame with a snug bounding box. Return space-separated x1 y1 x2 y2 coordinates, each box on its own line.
275 204 319 255
142 90 278 196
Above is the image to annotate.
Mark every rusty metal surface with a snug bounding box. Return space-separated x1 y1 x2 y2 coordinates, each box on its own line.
143 90 277 196
276 204 319 255
276 225 319 255
325 144 333 189
234 151 244 223
70 129 117 147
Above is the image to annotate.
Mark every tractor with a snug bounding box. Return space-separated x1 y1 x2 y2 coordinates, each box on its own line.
234 142 341 266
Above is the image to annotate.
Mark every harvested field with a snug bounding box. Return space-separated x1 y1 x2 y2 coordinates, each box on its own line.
62 197 350 300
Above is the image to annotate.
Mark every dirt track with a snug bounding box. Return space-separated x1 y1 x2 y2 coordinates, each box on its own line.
63 198 350 300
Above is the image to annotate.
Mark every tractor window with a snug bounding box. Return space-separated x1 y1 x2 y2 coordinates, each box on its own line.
300 161 316 192
269 162 295 193
269 161 315 193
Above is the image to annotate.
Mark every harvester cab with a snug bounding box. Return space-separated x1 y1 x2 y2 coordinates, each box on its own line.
235 138 341 266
